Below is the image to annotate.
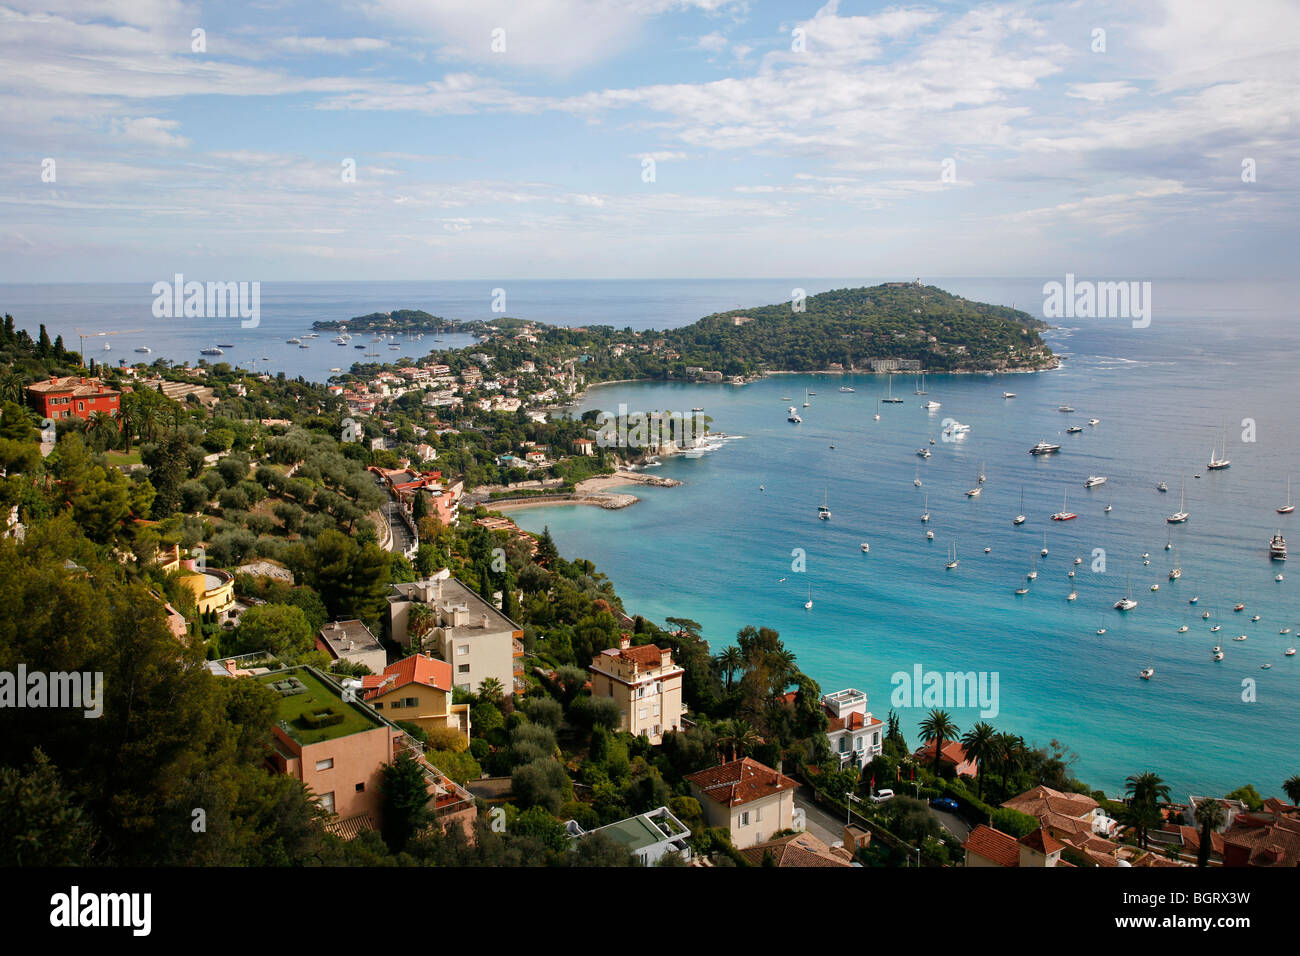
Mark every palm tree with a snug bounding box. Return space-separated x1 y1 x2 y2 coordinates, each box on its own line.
992 732 1025 801
1124 772 1171 849
714 719 737 763
729 719 761 760
1193 798 1225 867
918 709 960 774
715 645 742 692
476 677 503 706
84 410 115 451
407 604 434 650
961 721 998 800
1283 775 1300 806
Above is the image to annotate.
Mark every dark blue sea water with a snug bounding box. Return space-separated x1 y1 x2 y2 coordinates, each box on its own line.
5 277 1297 796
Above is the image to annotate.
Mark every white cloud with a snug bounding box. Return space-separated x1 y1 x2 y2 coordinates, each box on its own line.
274 36 391 55
111 116 189 147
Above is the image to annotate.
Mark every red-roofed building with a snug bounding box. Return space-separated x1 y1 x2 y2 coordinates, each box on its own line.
362 653 471 743
1221 813 1300 867
588 635 684 744
819 689 884 769
913 738 978 778
964 824 1021 867
685 757 800 849
963 825 1064 867
26 375 120 421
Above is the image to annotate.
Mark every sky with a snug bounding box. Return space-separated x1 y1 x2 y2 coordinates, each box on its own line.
0 0 1296 282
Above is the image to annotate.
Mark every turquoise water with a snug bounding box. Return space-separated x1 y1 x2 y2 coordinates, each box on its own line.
513 278 1300 798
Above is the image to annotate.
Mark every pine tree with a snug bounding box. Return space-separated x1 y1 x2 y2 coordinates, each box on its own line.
37 325 51 357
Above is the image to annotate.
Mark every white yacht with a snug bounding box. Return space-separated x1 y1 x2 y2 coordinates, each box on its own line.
1002 392 1016 399
1167 477 1190 523
818 489 831 521
922 400 941 410
1084 475 1107 488
1139 667 1154 681
1208 424 1231 470
1114 575 1138 611
944 421 971 437
1029 440 1061 455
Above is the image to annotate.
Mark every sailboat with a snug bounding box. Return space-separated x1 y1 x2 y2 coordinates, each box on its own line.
1040 532 1048 557
818 488 831 520
803 388 810 408
914 373 927 395
978 461 986 483
1013 487 1026 525
914 464 922 488
1027 555 1038 580
1279 477 1295 514
966 469 981 497
920 495 930 522
1113 573 1138 611
873 399 881 421
1051 489 1077 521
804 584 813 610
1169 549 1182 580
1167 476 1189 523
945 542 958 569
1207 423 1231 470
882 374 904 403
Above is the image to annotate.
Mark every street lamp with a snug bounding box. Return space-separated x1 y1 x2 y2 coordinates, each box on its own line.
845 792 861 827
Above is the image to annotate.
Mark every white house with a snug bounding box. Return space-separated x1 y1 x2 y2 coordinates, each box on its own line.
820 689 883 770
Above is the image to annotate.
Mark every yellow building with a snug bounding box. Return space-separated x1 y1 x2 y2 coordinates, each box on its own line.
362 654 471 745
588 638 684 744
685 758 799 850
177 564 236 616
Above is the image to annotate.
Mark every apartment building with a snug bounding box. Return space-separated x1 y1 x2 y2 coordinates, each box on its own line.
387 571 522 695
588 636 684 744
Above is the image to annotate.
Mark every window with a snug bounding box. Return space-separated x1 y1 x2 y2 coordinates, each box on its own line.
755 807 763 822
855 736 862 750
458 664 469 674
77 402 84 411
389 700 401 709
355 783 365 793
873 732 880 746
457 644 469 656
315 758 334 771
638 708 647 720
319 791 335 813
404 697 418 707
839 736 848 753
374 702 383 709
739 811 750 827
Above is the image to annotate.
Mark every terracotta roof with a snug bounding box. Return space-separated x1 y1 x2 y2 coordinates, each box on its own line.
964 824 1020 867
913 738 972 767
739 832 853 868
827 710 882 733
1002 785 1099 824
1222 816 1300 866
1019 827 1064 855
362 654 452 699
26 375 120 397
686 758 799 808
620 644 668 667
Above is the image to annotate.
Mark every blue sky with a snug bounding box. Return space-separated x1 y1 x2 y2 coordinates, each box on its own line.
1 0 1296 281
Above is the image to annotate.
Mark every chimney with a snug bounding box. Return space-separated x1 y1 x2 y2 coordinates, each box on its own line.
618 633 631 650
480 613 488 628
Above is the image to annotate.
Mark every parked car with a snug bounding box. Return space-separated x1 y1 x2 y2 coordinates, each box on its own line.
930 797 959 812
870 789 895 804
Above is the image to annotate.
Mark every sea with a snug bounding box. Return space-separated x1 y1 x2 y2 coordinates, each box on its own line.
4 276 1298 797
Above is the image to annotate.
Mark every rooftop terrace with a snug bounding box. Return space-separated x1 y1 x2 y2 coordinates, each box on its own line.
261 667 387 746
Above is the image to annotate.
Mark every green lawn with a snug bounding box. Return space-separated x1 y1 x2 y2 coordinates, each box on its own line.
104 449 143 467
261 668 382 745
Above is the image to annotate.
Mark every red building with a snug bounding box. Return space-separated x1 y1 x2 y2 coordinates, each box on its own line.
26 375 121 421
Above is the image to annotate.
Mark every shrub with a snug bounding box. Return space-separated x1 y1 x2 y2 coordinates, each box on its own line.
511 759 573 814
522 696 563 730
426 727 468 753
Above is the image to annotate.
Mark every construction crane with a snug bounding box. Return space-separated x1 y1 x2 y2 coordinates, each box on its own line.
74 328 145 367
